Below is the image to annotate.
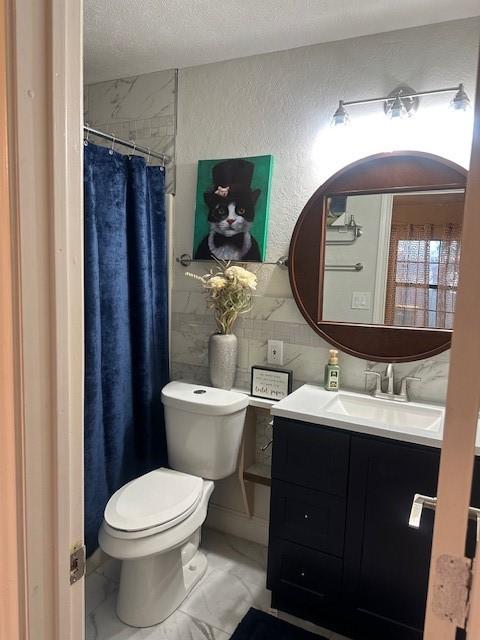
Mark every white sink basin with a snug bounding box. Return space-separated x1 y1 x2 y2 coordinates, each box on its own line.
271 384 447 449
323 393 443 432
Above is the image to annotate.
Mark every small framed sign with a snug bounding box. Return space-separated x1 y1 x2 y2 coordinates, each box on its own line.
250 366 293 401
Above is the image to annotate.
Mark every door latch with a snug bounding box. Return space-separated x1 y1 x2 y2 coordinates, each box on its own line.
70 543 86 585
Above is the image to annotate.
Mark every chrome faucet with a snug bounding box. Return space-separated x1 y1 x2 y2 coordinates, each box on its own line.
364 364 421 402
398 375 422 402
385 363 394 396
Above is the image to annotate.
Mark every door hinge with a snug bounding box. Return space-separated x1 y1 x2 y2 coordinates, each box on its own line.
432 554 473 629
70 543 86 585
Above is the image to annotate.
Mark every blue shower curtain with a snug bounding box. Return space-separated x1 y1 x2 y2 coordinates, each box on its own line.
84 143 169 555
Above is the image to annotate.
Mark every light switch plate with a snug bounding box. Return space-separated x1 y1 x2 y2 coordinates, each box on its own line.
351 291 371 310
267 340 284 365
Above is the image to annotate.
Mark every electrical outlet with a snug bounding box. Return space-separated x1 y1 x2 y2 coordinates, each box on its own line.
267 340 284 365
351 291 371 310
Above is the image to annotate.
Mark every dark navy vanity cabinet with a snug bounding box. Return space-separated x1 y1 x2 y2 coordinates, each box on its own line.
267 417 480 640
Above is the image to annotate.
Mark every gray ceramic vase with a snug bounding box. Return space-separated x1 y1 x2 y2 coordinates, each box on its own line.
208 333 238 390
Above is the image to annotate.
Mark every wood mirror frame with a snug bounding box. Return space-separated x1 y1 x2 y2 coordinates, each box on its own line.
289 151 467 362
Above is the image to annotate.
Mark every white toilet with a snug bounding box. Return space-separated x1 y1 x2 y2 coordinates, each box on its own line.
98 381 248 628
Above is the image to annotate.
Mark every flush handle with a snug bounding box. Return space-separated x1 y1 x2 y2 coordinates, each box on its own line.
261 439 272 452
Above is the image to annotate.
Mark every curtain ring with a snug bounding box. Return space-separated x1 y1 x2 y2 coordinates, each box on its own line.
84 124 90 146
109 134 116 155
129 141 136 160
146 147 151 164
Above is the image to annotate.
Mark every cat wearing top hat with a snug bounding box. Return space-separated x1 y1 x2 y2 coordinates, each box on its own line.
194 158 261 261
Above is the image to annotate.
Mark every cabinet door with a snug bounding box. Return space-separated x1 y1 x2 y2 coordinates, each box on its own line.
268 538 343 604
343 436 439 640
270 480 346 556
272 418 350 495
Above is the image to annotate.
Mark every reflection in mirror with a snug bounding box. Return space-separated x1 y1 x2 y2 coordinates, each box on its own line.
322 191 464 329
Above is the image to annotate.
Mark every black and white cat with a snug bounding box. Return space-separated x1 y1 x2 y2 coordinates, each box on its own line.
195 187 261 261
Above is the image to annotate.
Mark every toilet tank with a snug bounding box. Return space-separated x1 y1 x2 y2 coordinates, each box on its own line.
161 381 249 480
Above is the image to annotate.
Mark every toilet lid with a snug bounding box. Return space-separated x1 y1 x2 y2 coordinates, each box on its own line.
104 468 203 532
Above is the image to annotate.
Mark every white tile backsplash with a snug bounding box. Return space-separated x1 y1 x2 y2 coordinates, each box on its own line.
171 294 451 406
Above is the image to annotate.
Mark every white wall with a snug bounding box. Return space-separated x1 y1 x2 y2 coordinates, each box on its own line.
323 194 384 324
174 19 477 275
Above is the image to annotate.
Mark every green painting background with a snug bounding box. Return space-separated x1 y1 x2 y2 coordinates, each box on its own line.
193 155 273 261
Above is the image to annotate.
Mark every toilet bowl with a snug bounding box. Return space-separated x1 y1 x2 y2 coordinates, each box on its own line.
99 382 248 627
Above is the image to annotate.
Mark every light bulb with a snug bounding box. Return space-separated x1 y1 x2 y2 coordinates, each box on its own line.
450 84 471 112
387 95 408 120
331 101 350 127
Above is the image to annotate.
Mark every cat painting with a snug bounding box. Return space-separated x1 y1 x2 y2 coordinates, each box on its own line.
193 156 272 262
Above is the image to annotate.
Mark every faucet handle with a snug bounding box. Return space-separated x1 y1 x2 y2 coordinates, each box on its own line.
364 370 382 392
400 375 421 398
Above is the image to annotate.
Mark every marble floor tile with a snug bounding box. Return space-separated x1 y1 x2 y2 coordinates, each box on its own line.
178 566 271 634
95 557 121 585
87 593 229 640
200 528 268 587
86 571 116 616
85 527 349 639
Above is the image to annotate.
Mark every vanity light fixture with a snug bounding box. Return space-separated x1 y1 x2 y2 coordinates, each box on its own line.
331 100 350 126
450 83 471 112
331 82 470 126
384 86 418 120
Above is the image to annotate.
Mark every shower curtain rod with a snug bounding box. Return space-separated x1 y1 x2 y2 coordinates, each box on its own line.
83 125 171 165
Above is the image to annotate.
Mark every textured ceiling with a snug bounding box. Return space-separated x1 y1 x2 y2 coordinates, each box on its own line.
84 0 480 83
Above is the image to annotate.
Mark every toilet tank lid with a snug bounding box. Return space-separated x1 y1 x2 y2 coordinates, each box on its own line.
161 381 249 416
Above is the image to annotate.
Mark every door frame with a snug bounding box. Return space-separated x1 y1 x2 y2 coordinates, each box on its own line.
0 0 26 636
424 50 480 638
372 193 393 324
1 2 478 639
1 0 84 639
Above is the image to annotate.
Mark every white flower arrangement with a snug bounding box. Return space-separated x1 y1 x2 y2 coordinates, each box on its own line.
186 259 257 334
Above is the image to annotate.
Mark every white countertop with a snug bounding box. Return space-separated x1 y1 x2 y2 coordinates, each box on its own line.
232 387 277 410
270 384 480 455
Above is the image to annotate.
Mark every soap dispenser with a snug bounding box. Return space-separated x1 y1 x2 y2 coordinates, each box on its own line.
324 349 340 391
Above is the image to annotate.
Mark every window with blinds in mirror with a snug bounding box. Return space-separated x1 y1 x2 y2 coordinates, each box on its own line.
385 193 463 329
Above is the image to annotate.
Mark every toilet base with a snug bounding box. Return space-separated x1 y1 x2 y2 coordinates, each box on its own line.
116 531 208 628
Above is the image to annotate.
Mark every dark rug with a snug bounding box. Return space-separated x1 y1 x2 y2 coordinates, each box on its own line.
230 608 328 639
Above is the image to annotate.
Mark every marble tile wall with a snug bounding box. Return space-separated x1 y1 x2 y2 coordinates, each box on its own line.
171 283 451 406
84 69 176 193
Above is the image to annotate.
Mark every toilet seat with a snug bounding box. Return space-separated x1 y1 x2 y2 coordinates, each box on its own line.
104 468 203 539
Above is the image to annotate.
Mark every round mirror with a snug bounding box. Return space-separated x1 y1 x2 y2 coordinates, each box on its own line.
289 151 467 362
